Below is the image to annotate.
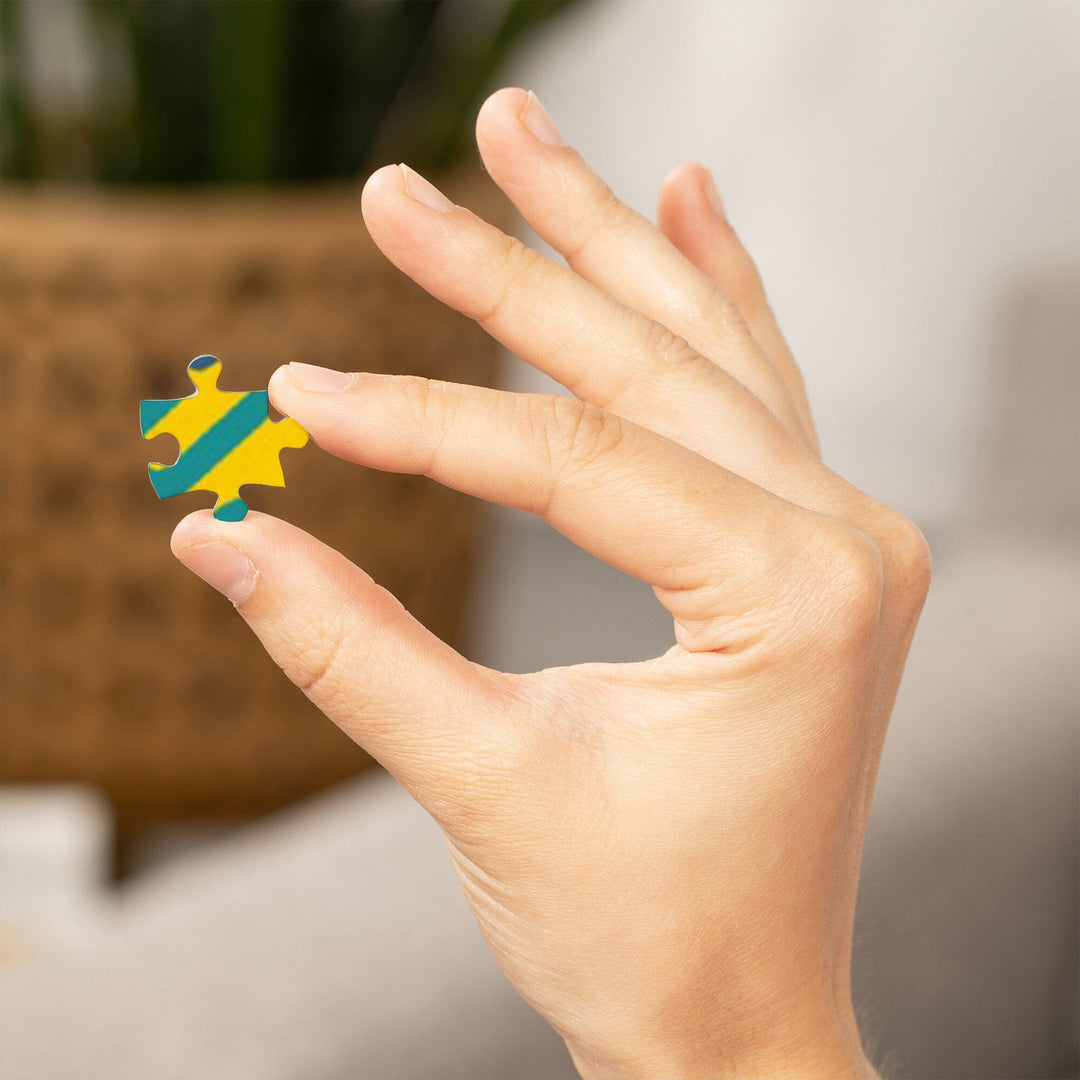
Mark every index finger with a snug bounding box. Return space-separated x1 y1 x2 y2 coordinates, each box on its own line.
271 367 846 652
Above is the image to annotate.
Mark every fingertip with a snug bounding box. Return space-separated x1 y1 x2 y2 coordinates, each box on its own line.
477 87 567 167
476 86 529 139
267 363 296 412
360 163 406 221
657 164 735 272
658 161 719 223
659 160 710 196
268 362 292 389
170 508 219 557
170 508 281 558
362 162 404 195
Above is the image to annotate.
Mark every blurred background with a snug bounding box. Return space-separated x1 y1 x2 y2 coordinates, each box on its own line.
0 2 1076 1079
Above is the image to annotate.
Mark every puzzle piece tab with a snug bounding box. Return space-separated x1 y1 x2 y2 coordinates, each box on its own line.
140 355 308 521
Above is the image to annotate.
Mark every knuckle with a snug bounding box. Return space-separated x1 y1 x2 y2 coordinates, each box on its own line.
644 319 706 375
560 174 635 262
284 611 364 708
797 525 885 648
501 233 546 280
880 510 934 617
721 249 768 315
526 396 625 507
701 285 753 346
394 375 463 471
547 397 626 478
396 373 436 418
476 234 546 325
594 180 638 239
282 591 404 716
388 373 440 430
791 508 931 648
291 624 354 701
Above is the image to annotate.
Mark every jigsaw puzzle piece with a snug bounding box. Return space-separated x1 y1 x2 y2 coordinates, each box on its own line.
191 414 310 521
141 355 309 521
140 355 243 448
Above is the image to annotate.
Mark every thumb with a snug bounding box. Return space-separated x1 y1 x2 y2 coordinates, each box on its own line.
171 510 520 818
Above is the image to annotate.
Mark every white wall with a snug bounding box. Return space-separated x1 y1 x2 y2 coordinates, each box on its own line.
499 0 1079 532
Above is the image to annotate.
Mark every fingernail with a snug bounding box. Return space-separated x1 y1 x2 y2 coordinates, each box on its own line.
520 91 565 147
177 543 257 606
703 169 726 220
399 164 454 212
289 362 353 392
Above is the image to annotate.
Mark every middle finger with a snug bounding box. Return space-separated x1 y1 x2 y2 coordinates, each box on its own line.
474 87 813 448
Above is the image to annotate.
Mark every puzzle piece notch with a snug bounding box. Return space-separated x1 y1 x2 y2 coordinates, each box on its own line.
140 355 309 521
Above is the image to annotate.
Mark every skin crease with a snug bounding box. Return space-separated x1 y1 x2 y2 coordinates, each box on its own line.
171 88 930 1079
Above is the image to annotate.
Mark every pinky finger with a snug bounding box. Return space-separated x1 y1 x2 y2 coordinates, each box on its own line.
657 162 818 455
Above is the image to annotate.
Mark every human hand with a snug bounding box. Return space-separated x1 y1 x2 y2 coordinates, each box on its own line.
172 88 930 1079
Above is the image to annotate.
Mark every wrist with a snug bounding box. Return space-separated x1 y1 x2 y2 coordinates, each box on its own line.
570 1040 878 1080
564 993 878 1080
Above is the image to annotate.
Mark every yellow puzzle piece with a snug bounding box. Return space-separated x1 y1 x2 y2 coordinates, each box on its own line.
140 355 309 521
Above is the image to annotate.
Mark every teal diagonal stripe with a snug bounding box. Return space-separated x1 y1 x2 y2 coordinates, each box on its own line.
140 397 182 436
148 391 268 499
